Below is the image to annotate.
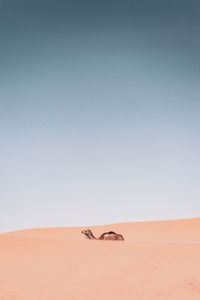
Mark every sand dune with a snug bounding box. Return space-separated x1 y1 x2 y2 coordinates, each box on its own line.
0 218 200 299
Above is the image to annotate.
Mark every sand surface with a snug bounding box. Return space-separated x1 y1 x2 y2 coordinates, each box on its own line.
0 218 200 299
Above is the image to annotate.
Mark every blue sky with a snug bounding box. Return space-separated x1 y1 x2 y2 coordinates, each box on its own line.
0 0 200 232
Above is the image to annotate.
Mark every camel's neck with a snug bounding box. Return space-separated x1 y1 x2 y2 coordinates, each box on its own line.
88 232 96 240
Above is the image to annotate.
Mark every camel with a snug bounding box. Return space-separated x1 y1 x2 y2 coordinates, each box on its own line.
81 229 124 241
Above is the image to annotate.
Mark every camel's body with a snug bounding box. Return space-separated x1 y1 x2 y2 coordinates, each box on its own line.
81 229 124 241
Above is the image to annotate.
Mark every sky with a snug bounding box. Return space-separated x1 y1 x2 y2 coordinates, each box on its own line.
0 0 200 233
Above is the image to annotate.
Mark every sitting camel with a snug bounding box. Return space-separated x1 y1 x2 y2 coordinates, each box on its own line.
81 229 124 241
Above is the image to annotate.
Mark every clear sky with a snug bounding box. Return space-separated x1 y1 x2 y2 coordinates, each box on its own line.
0 0 200 232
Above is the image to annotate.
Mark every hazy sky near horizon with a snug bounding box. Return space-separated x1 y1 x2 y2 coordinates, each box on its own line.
0 0 200 232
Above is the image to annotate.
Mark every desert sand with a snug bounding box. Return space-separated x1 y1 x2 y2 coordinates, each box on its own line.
0 218 200 299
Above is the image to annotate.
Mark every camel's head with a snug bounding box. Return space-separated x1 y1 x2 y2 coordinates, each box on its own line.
81 229 92 239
